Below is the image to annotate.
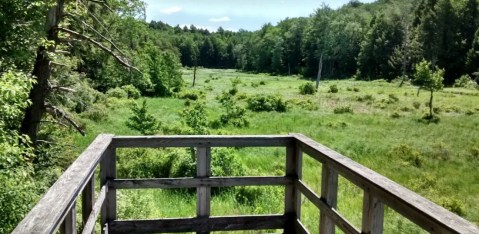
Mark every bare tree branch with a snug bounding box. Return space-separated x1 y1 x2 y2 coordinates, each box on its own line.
85 0 113 12
45 102 86 136
57 27 141 73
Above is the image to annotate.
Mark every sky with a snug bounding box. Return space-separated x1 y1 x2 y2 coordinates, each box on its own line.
143 0 376 32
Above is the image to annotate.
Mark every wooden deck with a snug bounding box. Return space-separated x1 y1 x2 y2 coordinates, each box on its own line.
12 134 479 234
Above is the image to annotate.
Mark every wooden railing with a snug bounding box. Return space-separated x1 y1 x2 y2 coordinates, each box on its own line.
12 134 479 234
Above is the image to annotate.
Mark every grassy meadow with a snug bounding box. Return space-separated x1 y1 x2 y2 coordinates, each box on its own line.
70 69 479 233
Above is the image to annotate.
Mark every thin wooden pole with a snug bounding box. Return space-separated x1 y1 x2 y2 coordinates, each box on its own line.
196 147 211 234
60 201 77 234
362 191 384 234
284 144 302 233
82 176 94 232
319 164 338 234
101 146 116 234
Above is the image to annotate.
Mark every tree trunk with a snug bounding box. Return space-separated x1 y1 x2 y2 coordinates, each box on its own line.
316 54 323 90
429 89 434 118
20 0 64 145
192 65 197 87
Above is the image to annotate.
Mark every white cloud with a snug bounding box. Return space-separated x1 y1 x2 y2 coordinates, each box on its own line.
209 16 231 22
160 6 182 14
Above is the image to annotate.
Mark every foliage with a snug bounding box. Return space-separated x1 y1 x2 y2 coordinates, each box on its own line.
217 93 249 127
126 100 160 135
180 101 209 135
107 87 128 99
414 60 444 120
299 82 317 95
333 106 353 114
328 85 339 93
246 95 288 112
453 75 477 89
177 90 203 100
121 85 141 99
81 103 109 122
389 144 423 168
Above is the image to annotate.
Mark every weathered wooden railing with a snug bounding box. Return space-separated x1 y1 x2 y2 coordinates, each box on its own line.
12 134 479 234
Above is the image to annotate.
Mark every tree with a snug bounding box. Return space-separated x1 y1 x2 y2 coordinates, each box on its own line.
126 100 159 135
414 60 444 121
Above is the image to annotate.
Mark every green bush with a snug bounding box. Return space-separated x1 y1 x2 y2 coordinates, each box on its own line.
454 75 477 89
235 187 264 205
413 101 421 109
388 94 399 102
106 87 128 99
389 144 423 167
356 94 375 103
439 197 465 216
180 101 209 135
259 81 266 85
299 82 316 95
247 95 288 112
178 90 203 100
121 85 141 99
333 106 353 114
391 112 401 118
81 103 109 122
125 100 160 135
217 93 249 128
290 98 318 111
328 84 339 93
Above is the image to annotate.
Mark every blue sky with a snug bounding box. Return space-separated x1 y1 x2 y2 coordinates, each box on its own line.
143 0 376 32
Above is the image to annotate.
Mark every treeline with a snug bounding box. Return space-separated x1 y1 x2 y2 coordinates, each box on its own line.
154 0 479 84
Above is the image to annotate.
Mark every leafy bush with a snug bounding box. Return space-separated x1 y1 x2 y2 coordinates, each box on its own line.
290 98 318 111
259 81 266 85
353 87 360 92
217 93 249 127
328 84 339 93
121 85 141 99
126 100 160 135
388 94 399 102
235 187 264 205
299 82 316 95
454 75 477 89
81 103 109 122
439 197 465 216
178 90 203 100
106 87 128 99
391 112 401 118
180 101 209 135
413 101 421 109
246 95 288 112
389 144 423 167
333 106 353 114
356 94 375 103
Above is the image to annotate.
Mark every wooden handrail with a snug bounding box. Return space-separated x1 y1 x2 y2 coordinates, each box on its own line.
11 134 479 234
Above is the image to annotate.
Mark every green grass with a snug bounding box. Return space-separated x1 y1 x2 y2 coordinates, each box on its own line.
70 68 479 232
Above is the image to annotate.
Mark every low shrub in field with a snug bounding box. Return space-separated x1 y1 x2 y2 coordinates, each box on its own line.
290 98 318 111
251 82 259 88
247 95 288 112
121 85 141 99
356 94 375 103
328 84 339 93
389 144 423 167
400 106 412 112
235 187 264 205
465 109 476 115
388 94 399 102
333 106 353 114
420 113 440 123
413 101 421 109
259 81 266 85
439 197 465 216
217 93 249 128
117 149 175 178
454 75 477 89
391 112 401 118
126 100 160 135
325 121 348 128
81 103 109 122
106 87 128 99
469 146 479 162
299 82 316 95
177 90 203 100
180 101 209 135
353 87 360 92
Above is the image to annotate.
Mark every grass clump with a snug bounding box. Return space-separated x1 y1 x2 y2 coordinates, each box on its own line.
333 106 353 114
389 144 423 168
328 84 339 93
177 90 203 100
247 95 288 112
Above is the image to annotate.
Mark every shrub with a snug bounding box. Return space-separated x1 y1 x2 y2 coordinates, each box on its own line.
400 106 412 112
299 82 316 95
247 95 288 112
421 113 440 123
228 87 238 96
465 109 476 115
81 103 109 122
328 84 339 93
356 94 375 103
235 187 264 205
180 101 209 135
389 144 423 167
259 81 266 85
251 82 259 88
353 87 360 92
391 112 401 118
290 98 318 111
106 87 128 99
126 100 160 135
413 101 421 109
388 94 399 102
454 75 477 89
178 90 202 100
333 106 353 114
121 85 141 99
205 79 210 83
217 92 249 128
439 197 465 216
470 146 479 162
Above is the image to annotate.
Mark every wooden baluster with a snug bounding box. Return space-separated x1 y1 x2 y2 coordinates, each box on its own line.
319 164 338 234
82 176 94 233
284 145 302 233
61 201 77 234
101 146 116 234
196 147 211 234
362 191 384 234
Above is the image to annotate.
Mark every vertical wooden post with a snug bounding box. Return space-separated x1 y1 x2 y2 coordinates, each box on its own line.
284 144 302 233
82 176 94 232
362 191 384 234
101 146 116 234
60 201 77 234
196 147 211 234
319 164 338 234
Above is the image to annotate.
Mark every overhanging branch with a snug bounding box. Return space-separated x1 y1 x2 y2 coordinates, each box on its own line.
45 102 86 136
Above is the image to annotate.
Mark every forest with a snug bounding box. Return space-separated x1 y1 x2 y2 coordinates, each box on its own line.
1 0 479 233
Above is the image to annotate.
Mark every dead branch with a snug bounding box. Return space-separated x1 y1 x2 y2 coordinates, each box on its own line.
45 102 86 136
57 27 141 73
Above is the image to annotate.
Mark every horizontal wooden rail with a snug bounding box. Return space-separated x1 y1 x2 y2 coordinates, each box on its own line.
111 135 295 148
293 134 479 234
108 215 289 233
111 176 293 189
12 134 113 234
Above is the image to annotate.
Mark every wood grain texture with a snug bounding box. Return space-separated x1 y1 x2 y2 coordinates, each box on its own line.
284 144 302 233
101 146 116 233
82 185 107 234
297 180 361 234
362 191 384 234
293 133 479 234
111 135 294 148
12 134 113 234
108 215 288 233
319 164 338 234
196 147 211 222
82 177 94 231
111 176 292 189
60 201 76 234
